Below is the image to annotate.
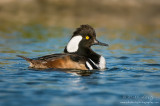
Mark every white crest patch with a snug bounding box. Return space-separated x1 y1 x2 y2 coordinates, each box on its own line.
67 35 82 53
99 56 106 69
86 61 93 70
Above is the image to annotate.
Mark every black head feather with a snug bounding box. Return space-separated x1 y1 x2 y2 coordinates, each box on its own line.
72 24 96 38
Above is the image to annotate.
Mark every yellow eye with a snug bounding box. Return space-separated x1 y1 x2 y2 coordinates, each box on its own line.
86 36 90 40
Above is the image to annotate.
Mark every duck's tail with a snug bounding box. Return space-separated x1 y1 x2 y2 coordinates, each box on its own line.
17 55 32 62
17 55 46 68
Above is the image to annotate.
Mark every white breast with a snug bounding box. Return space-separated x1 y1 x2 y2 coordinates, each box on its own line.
99 56 106 69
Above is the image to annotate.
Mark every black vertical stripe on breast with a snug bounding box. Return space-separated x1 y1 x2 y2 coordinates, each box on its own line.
87 59 99 69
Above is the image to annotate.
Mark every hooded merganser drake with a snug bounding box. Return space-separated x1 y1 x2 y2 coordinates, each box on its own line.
17 25 108 70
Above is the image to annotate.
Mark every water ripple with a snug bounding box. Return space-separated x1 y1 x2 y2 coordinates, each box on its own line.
0 26 160 106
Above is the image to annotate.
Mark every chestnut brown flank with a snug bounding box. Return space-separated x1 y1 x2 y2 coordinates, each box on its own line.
46 56 87 70
30 56 87 70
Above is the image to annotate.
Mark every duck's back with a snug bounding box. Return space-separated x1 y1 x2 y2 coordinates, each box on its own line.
18 53 88 70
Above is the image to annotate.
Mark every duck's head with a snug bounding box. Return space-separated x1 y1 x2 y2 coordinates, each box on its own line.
64 24 108 53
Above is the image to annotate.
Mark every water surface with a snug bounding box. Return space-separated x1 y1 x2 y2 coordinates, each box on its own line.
0 25 160 106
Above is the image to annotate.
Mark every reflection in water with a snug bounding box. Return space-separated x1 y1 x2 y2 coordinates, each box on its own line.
60 69 94 76
151 92 160 98
33 68 94 76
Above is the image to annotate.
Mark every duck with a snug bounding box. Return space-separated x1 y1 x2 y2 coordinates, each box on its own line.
17 25 108 70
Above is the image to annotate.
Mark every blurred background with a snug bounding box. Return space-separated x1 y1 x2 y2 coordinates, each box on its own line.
0 0 160 29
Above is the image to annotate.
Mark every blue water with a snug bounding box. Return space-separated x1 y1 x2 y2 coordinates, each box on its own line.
0 25 160 106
